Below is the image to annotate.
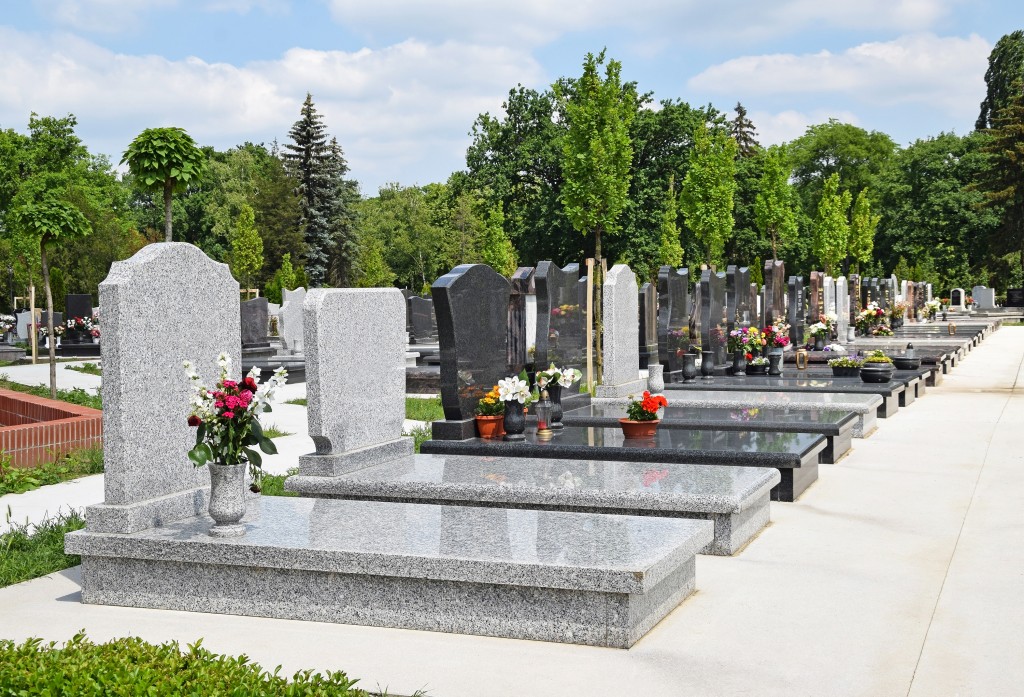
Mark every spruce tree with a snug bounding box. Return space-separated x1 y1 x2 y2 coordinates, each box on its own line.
730 103 760 158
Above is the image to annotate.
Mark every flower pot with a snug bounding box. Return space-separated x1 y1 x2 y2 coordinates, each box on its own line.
860 363 894 383
475 415 504 439
746 363 768 375
831 366 861 378
547 383 563 429
647 364 665 392
892 357 921 370
767 348 783 376
208 463 247 537
731 350 746 376
619 418 659 439
681 352 697 383
502 400 526 441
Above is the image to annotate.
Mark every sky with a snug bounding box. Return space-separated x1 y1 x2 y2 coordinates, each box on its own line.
1 0 1022 196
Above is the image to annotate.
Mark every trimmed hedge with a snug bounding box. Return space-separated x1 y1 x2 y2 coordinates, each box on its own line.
0 633 369 696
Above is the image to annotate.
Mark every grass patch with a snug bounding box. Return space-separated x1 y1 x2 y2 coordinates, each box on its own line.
0 373 101 410
262 424 293 439
0 509 86 588
260 467 299 497
0 632 370 695
405 396 444 422
404 424 432 453
64 361 102 376
0 446 104 496
285 397 307 406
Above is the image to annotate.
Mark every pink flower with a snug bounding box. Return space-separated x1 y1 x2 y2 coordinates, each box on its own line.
223 411 235 419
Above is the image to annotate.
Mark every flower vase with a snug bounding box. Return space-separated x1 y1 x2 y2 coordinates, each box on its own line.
547 383 564 430
768 348 783 376
814 336 825 351
619 418 659 439
475 415 504 439
502 400 526 441
681 353 697 383
647 364 665 393
731 350 746 376
208 463 247 537
700 350 715 381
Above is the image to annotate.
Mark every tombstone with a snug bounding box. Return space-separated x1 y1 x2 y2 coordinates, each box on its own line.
950 288 965 310
900 280 908 303
882 277 894 309
1007 288 1024 307
890 274 899 303
906 283 916 321
925 284 933 303
835 276 850 339
700 270 728 366
408 296 438 343
657 266 693 377
298 288 412 476
65 294 93 322
749 283 761 329
15 309 32 340
535 261 585 374
787 276 805 346
726 265 751 332
638 282 659 369
432 264 512 440
849 274 861 330
240 297 270 348
808 271 824 322
280 287 306 353
595 265 645 397
972 285 996 309
508 267 534 374
823 275 836 316
83 243 240 534
764 260 786 326
914 282 927 314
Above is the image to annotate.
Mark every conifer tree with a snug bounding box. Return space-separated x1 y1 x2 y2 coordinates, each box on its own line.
977 81 1024 279
730 103 760 158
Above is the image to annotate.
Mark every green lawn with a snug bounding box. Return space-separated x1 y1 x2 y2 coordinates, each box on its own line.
288 395 444 423
64 362 102 376
0 510 86 588
0 447 104 496
0 374 101 410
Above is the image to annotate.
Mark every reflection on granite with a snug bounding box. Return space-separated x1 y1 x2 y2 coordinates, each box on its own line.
66 497 713 647
666 376 906 396
565 404 855 435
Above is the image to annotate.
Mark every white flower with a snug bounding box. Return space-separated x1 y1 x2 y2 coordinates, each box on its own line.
558 367 581 387
498 376 530 403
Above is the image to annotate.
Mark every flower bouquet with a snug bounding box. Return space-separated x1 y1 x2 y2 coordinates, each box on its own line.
855 302 886 334
0 314 15 334
762 321 791 349
535 364 580 429
497 374 531 440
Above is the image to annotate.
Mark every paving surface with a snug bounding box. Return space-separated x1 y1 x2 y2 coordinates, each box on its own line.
1 332 1023 696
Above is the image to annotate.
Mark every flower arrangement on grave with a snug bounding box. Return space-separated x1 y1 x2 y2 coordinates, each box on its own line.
855 302 886 333
475 385 504 416
536 363 581 390
863 350 893 364
668 326 691 357
966 295 974 305
823 343 845 352
925 299 941 319
33 322 65 338
550 303 580 318
762 320 791 349
497 375 531 404
888 301 908 322
807 321 828 339
729 407 760 422
0 315 14 333
827 356 863 368
819 312 838 337
625 391 668 422
749 356 769 366
871 324 894 337
66 316 94 333
183 352 287 489
710 326 725 350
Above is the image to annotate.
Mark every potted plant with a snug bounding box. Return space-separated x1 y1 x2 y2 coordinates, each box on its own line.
184 353 287 537
860 350 894 383
871 324 894 337
620 391 667 438
746 356 769 375
535 363 580 429
497 374 531 441
828 356 863 378
474 384 505 439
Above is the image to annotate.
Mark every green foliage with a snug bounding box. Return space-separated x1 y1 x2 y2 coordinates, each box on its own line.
261 424 292 439
657 176 683 268
0 632 368 694
405 396 445 422
405 424 432 454
0 374 101 409
848 188 880 273
0 446 103 496
813 173 851 274
64 362 101 375
264 252 298 304
260 467 299 497
750 257 764 286
121 126 205 242
679 122 738 266
730 102 760 158
477 204 518 276
977 30 1024 130
754 146 797 262
0 510 86 588
976 82 1024 281
231 204 264 293
354 233 397 287
285 397 308 406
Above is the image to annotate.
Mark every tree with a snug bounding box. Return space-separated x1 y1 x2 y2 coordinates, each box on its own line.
555 50 638 382
476 204 517 276
977 31 1024 130
754 146 797 261
121 127 205 242
730 103 759 158
231 204 263 295
847 188 880 274
813 173 851 275
679 122 738 267
977 82 1024 280
657 176 683 268
9 198 90 397
265 252 297 304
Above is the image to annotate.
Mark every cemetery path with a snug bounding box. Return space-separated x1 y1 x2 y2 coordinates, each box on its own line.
0 328 1021 696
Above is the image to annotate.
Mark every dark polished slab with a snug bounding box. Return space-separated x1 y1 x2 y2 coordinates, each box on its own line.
785 367 929 401
560 404 855 464
420 425 826 502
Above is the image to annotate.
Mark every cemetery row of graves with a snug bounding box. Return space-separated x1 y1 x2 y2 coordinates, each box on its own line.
57 243 1002 650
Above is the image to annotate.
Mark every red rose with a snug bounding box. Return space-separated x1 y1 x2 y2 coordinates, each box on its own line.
187 415 201 427
243 376 258 392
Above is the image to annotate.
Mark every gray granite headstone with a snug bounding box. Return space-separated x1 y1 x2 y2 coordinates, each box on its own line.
900 280 908 303
787 276 805 346
535 261 585 374
280 286 306 353
972 285 996 309
657 266 693 377
700 270 727 366
764 260 786 326
835 276 849 339
85 243 240 534
240 297 269 348
299 288 412 477
15 310 31 340
508 267 534 375
824 276 836 316
595 265 645 398
638 282 659 369
925 283 933 303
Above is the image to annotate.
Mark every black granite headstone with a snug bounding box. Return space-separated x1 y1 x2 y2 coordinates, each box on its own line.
638 282 659 369
433 264 512 428
408 296 438 344
535 261 585 374
950 289 963 306
508 267 534 375
726 265 751 333
701 270 728 366
1007 288 1024 307
808 271 823 322
65 294 93 322
787 276 805 346
764 260 786 326
240 297 269 348
657 266 693 376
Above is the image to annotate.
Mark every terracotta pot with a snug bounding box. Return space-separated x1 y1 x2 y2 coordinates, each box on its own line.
619 418 660 439
475 415 504 439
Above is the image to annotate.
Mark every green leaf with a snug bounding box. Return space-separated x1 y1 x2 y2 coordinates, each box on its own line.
258 437 277 455
250 419 263 440
198 442 213 461
187 447 207 467
243 447 262 468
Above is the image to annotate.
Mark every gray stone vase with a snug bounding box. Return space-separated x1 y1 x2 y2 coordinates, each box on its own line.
647 364 665 393
208 463 247 538
731 350 746 376
768 348 784 376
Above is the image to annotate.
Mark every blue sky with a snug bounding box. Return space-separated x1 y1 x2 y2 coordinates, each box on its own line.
1 1 1021 195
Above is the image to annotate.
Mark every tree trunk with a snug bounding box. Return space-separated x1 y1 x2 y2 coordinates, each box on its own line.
594 230 603 385
164 179 173 243
40 236 56 399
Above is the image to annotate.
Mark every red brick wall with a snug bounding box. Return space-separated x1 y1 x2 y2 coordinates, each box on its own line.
0 389 102 467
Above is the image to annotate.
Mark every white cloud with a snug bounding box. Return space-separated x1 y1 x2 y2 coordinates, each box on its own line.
748 109 863 146
31 0 176 33
689 33 989 119
0 28 543 192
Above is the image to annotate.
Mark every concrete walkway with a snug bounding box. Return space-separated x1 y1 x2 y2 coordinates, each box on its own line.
1 331 1022 696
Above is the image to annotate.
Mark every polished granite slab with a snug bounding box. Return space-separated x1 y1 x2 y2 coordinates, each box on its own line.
66 496 712 648
559 404 855 464
286 453 780 555
420 426 825 502
664 376 905 417
782 367 929 400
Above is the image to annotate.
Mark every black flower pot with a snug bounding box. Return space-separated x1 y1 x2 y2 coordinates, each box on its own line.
547 383 564 429
746 363 768 375
860 363 894 383
502 400 526 440
892 357 921 370
831 366 861 378
700 350 715 381
767 349 783 376
814 336 825 351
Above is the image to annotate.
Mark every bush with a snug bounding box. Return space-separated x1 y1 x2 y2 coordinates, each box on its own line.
0 633 369 695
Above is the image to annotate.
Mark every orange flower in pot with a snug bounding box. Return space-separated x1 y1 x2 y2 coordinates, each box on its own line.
474 385 505 438
620 391 668 438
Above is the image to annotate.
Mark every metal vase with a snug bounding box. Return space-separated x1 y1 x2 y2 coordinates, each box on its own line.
208 463 247 538
547 383 564 429
681 353 697 383
647 364 665 392
768 348 783 376
503 400 526 441
731 350 746 376
700 350 715 381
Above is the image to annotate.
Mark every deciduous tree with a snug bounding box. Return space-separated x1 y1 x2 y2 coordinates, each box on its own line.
679 122 737 267
121 127 205 242
813 173 851 275
754 146 797 262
